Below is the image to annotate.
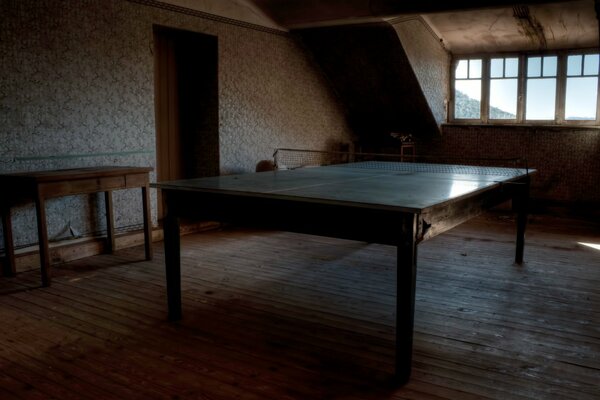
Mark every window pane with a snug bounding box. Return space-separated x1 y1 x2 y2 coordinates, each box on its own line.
505 58 519 77
469 59 482 78
526 78 556 120
528 57 541 77
491 58 503 78
583 54 599 76
565 77 598 120
489 79 518 119
455 59 468 79
567 55 582 76
455 80 481 119
543 56 557 76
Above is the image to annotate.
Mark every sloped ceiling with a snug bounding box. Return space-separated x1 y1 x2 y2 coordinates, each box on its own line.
425 0 598 53
253 0 598 53
158 0 599 53
297 23 441 144
252 0 576 25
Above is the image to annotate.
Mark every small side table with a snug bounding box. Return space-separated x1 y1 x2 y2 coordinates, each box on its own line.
0 166 153 286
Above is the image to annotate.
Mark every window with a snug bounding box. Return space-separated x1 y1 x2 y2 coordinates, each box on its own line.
454 59 482 119
489 57 518 120
565 54 599 121
451 51 600 125
525 56 557 120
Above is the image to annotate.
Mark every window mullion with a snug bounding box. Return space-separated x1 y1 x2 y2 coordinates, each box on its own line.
481 57 490 123
556 53 567 124
517 55 526 122
449 59 456 121
596 62 600 124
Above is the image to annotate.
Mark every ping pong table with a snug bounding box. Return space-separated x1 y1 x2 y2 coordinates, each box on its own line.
152 160 532 384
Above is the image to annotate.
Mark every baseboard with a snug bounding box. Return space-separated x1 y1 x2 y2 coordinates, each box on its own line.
1 221 221 274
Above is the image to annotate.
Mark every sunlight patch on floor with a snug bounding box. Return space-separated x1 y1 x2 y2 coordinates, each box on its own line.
579 242 600 252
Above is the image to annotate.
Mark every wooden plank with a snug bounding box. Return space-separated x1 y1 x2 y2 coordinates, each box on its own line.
0 296 279 400
3 266 376 396
0 369 51 400
0 213 598 399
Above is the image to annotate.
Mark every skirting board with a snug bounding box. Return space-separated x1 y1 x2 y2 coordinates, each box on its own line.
1 221 220 274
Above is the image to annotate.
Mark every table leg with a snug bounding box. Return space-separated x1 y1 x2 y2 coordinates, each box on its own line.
164 211 181 321
395 214 418 384
35 194 50 287
514 180 530 265
1 207 16 277
142 185 153 260
104 191 115 254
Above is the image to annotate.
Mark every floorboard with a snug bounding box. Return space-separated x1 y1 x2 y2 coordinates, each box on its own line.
1 212 599 399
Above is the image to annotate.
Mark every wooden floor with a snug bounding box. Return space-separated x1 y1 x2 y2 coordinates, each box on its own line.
1 212 599 399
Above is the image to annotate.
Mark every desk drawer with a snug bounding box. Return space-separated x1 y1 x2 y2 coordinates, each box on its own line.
39 176 126 197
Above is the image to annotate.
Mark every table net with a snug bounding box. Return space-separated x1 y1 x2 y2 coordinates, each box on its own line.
273 148 529 176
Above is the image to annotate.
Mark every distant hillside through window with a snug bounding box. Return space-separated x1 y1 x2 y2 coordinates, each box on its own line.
455 91 516 119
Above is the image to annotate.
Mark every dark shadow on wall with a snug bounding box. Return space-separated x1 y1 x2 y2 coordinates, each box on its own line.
294 22 440 152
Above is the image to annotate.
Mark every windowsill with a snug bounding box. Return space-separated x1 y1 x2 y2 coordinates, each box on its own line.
443 122 600 131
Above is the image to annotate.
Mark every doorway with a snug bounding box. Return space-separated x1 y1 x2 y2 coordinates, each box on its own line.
153 26 219 218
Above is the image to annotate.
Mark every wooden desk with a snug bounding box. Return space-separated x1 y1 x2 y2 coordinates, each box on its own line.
0 166 153 286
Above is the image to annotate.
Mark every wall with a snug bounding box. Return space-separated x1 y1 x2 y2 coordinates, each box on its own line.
0 0 353 250
418 124 600 212
297 22 440 149
391 17 450 129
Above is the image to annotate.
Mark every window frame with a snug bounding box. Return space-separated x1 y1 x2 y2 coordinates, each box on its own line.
452 58 485 121
488 55 521 123
450 49 600 126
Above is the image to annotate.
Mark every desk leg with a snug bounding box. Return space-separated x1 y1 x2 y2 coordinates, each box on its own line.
395 215 418 384
514 180 530 265
164 211 181 321
104 191 115 254
35 194 51 287
1 207 16 277
142 185 153 260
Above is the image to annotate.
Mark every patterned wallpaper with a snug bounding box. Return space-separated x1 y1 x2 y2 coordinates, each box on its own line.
392 17 450 128
217 23 353 173
419 125 600 206
0 0 353 250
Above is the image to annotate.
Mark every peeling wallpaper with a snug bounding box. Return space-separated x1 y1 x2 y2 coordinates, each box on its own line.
0 0 353 250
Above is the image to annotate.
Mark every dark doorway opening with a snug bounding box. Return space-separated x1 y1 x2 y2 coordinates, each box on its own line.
153 26 219 217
